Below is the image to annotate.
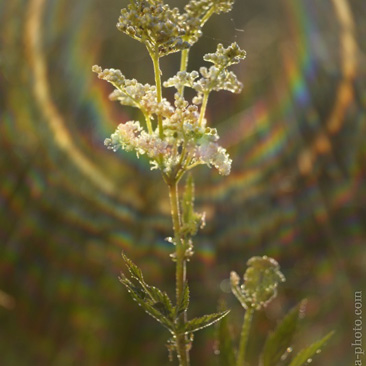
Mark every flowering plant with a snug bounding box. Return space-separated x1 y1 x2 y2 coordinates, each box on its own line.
93 1 333 365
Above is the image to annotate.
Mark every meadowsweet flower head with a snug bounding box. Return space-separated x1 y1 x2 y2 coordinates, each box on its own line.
165 42 246 97
163 71 200 92
104 121 168 160
204 42 246 67
117 0 197 56
95 0 245 179
93 65 174 122
194 141 232 175
185 0 235 21
104 121 142 152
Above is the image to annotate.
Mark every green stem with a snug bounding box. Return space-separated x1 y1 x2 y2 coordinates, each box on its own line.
198 92 209 127
237 307 254 366
168 181 190 366
201 6 216 26
142 111 153 134
150 50 164 139
178 48 190 96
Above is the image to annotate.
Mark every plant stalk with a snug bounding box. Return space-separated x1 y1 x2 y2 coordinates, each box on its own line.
168 180 190 366
237 307 254 366
178 48 190 96
151 50 164 139
198 92 209 127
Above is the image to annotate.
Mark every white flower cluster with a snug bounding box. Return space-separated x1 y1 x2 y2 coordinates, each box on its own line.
94 5 245 179
116 0 237 57
117 0 196 56
162 94 232 175
195 142 232 175
104 121 168 159
203 42 246 67
164 42 246 96
93 65 173 119
185 0 235 18
102 92 232 175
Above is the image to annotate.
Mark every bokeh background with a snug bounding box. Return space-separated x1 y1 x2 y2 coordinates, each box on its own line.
1 0 365 365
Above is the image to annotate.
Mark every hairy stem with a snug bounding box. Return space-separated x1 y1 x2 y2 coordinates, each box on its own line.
237 307 254 366
168 181 190 366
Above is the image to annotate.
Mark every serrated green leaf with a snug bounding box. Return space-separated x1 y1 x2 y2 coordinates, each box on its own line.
148 286 174 317
181 310 230 334
122 252 144 283
119 274 147 300
216 303 235 366
122 253 173 313
288 331 334 366
120 274 175 332
176 282 190 317
260 300 306 366
120 253 175 332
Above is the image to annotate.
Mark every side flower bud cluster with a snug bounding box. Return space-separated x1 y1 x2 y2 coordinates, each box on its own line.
230 256 286 310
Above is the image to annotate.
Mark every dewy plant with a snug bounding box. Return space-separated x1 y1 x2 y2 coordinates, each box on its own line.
93 1 333 365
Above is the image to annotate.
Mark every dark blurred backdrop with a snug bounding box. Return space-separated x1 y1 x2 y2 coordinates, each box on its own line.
1 0 365 365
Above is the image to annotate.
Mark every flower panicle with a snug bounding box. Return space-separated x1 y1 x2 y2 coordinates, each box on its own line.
117 0 198 56
185 0 236 23
93 65 174 120
104 121 168 159
164 42 246 96
116 0 237 57
204 42 246 67
96 0 245 179
104 92 232 176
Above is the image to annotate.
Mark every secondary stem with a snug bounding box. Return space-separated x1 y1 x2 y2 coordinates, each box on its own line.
198 92 209 127
151 50 164 139
178 48 190 96
168 180 190 366
236 307 254 366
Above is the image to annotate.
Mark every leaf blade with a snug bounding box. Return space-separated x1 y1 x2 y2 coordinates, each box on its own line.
216 303 235 366
120 253 175 332
181 310 230 334
260 300 306 366
288 331 334 366
176 281 190 317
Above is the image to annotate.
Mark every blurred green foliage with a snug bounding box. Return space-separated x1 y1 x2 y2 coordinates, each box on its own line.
0 0 365 365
